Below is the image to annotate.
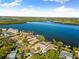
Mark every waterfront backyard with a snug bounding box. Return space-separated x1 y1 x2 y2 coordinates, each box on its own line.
0 28 79 59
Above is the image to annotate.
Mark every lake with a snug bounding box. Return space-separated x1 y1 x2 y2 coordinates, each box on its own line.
0 22 79 47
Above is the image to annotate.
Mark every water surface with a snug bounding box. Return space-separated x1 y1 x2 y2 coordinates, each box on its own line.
0 22 79 47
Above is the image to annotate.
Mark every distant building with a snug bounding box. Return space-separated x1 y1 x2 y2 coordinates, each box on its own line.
46 44 58 51
6 51 17 59
60 51 72 59
10 35 20 42
27 35 39 45
7 28 18 34
2 28 7 32
3 32 12 36
32 42 47 53
75 51 79 59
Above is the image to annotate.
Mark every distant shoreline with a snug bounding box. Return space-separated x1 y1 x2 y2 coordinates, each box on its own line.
0 17 79 25
53 21 79 25
0 21 79 25
0 21 26 25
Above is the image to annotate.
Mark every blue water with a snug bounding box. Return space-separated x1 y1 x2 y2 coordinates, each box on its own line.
0 22 79 47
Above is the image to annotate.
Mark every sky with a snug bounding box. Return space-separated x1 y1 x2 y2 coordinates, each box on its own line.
0 0 79 17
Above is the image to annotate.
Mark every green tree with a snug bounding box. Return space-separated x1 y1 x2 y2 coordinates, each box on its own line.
22 39 29 46
29 53 42 59
52 39 57 45
57 41 63 53
45 49 60 59
72 47 76 59
37 47 41 51
37 35 45 41
0 29 2 33
57 41 63 47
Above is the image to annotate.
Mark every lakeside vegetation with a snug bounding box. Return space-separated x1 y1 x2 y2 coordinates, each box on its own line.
0 16 79 25
18 17 79 25
0 17 26 24
0 37 15 59
0 21 26 24
52 18 79 25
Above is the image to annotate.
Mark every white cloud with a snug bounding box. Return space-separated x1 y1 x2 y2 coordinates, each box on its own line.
43 0 70 4
0 6 79 17
0 0 22 8
50 6 79 17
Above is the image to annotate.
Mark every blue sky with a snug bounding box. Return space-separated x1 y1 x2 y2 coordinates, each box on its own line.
0 0 79 17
